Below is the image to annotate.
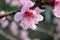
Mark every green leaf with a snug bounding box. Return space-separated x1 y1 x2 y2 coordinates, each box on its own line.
43 5 53 23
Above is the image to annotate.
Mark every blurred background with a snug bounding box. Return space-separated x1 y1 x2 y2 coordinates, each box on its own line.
0 0 60 40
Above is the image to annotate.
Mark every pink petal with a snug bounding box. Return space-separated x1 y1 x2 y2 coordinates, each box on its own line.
33 14 44 24
0 10 5 15
19 0 30 6
14 12 24 22
5 0 11 4
20 30 28 39
26 1 35 8
9 21 18 36
21 4 35 13
21 5 29 13
20 18 30 30
19 0 34 7
0 17 6 21
53 5 60 18
36 14 44 21
20 17 37 30
1 20 9 29
30 24 37 30
55 0 60 1
10 0 20 6
35 7 44 14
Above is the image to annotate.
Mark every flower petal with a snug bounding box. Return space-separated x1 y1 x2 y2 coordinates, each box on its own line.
20 18 30 30
55 0 60 2
20 18 35 30
33 14 44 24
19 0 34 7
1 20 9 29
19 0 30 6
26 1 35 8
10 0 20 6
53 5 60 18
0 10 5 15
21 5 29 13
14 12 24 22
35 7 44 14
9 21 18 36
30 24 37 30
20 30 28 40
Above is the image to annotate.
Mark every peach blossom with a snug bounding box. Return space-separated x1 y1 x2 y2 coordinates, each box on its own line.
9 21 18 36
14 5 44 30
53 0 60 18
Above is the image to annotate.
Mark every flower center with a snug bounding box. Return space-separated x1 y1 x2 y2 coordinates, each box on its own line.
24 11 34 18
55 1 59 5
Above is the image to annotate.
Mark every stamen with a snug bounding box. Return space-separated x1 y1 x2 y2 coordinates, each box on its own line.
24 11 34 18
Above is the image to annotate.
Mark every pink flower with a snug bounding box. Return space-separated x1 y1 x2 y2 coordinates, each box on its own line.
19 0 35 7
20 30 31 40
20 30 28 39
5 0 20 6
14 5 44 30
9 21 18 36
5 0 11 4
53 0 60 18
10 0 20 6
0 10 9 29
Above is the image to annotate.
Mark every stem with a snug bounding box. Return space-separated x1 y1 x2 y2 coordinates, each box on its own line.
0 11 17 18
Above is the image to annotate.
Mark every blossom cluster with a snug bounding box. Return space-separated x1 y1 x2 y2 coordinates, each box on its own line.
1 0 60 34
0 0 60 40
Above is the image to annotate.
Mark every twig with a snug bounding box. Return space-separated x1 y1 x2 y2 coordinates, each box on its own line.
0 11 17 18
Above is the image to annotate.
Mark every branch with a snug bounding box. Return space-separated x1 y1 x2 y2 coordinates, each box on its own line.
0 11 17 18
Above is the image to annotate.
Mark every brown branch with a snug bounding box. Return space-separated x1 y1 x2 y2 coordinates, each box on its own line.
0 11 17 18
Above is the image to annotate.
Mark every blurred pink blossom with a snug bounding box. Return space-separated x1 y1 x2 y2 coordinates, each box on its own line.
10 0 20 6
5 0 20 6
0 10 9 29
53 18 60 33
9 21 18 36
5 0 11 4
14 4 44 30
20 30 31 40
53 0 60 18
19 0 35 7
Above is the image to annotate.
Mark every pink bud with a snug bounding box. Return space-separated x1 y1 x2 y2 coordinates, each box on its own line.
9 21 18 36
20 30 29 40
